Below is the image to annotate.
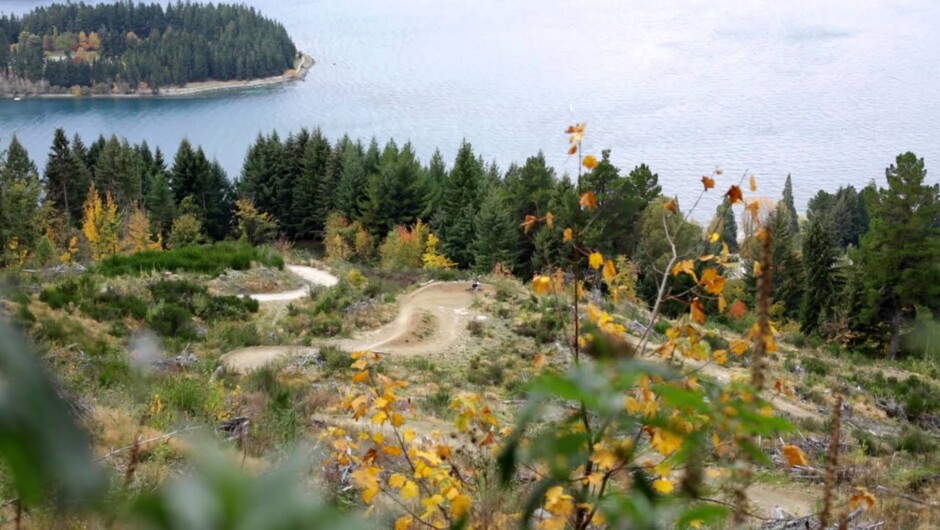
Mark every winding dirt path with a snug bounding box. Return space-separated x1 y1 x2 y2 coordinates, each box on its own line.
222 281 489 373
248 265 338 302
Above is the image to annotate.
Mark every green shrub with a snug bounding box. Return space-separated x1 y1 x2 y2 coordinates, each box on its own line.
802 357 830 376
39 276 97 310
161 376 207 417
97 242 283 276
212 323 261 350
79 290 149 322
895 425 938 455
320 346 351 373
425 386 453 418
148 304 196 339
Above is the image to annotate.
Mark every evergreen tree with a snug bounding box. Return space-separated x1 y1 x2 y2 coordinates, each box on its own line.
43 128 90 225
92 136 141 209
335 142 366 219
376 142 422 233
238 133 281 217
419 149 447 221
707 198 738 254
292 129 331 237
146 172 175 239
504 153 555 277
800 216 838 335
0 136 43 267
472 187 516 272
439 142 484 267
855 152 940 358
781 174 800 237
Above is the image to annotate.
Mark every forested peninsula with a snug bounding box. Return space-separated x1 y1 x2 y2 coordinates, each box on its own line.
0 1 306 97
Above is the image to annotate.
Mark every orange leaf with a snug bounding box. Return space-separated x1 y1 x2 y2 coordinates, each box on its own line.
701 175 715 190
544 212 555 229
521 215 537 234
781 444 808 467
690 298 706 324
568 144 578 155
353 370 370 384
534 352 547 371
849 487 876 511
728 300 747 319
663 198 678 214
583 154 598 170
725 185 743 205
746 201 761 223
579 191 597 210
699 268 725 295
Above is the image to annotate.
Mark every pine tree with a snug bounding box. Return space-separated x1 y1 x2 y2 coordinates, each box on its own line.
43 128 77 222
856 152 940 358
504 153 555 277
439 142 484 268
335 142 366 219
707 198 739 253
781 174 800 237
0 136 43 267
293 129 331 237
146 172 175 239
800 216 838 335
765 205 804 321
471 187 516 272
419 149 447 221
377 143 422 234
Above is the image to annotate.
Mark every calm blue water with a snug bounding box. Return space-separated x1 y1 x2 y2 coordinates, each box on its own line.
2 0 939 217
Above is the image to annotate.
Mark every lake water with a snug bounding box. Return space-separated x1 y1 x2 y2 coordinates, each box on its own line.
2 0 939 217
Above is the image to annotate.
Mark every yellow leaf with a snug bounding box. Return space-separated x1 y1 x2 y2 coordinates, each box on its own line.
590 446 618 470
730 339 749 355
451 494 473 518
652 478 674 494
583 154 598 170
401 480 420 500
394 515 413 530
545 212 555 229
589 252 604 270
603 259 616 283
404 428 415 442
709 232 720 243
753 260 763 276
663 198 679 214
583 471 604 487
389 473 407 489
701 175 715 190
563 227 573 243
671 259 697 281
781 444 808 467
391 412 405 427
718 295 727 313
372 411 388 425
579 191 597 210
532 275 552 295
651 428 682 456
353 370 370 384
713 349 728 365
749 174 757 192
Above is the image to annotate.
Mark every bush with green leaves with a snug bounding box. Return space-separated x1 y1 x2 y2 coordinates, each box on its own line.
97 242 283 276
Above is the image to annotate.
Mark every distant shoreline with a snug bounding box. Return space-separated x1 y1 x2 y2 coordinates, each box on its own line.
5 52 313 100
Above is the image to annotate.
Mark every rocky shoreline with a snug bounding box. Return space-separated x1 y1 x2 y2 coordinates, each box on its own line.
3 52 313 100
